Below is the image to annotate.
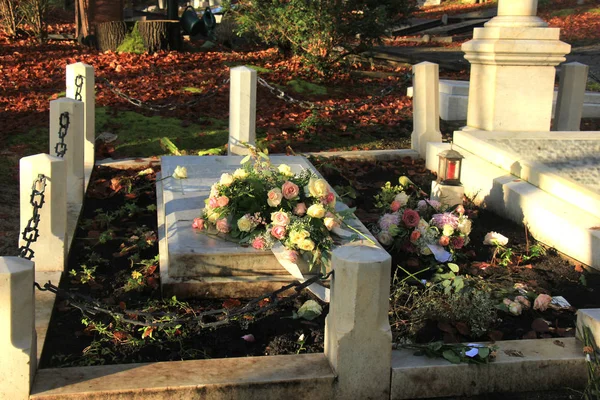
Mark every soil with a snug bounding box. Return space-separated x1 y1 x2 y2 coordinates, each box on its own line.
40 157 600 367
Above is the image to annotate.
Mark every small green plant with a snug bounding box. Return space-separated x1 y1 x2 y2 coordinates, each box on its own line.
403 342 498 365
117 22 146 54
432 263 465 294
298 110 333 134
580 325 600 399
69 264 98 284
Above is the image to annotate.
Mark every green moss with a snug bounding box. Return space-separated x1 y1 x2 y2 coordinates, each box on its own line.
117 23 146 54
50 91 66 99
95 107 229 157
588 80 600 93
589 7 600 14
550 8 577 17
287 79 327 95
182 87 204 93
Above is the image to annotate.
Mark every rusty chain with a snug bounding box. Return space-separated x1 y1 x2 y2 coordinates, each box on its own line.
74 74 84 101
54 112 70 157
18 174 47 260
98 77 230 112
35 271 332 329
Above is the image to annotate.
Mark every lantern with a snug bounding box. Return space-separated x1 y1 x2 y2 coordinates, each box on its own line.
437 148 464 186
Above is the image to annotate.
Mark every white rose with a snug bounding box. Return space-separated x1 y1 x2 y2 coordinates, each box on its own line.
377 231 393 246
237 216 253 232
324 217 338 231
278 164 294 177
508 301 523 316
233 168 248 179
267 188 283 207
442 224 454 237
172 166 188 179
458 218 472 235
483 231 508 246
307 204 326 219
394 192 409 207
220 173 234 186
307 178 329 198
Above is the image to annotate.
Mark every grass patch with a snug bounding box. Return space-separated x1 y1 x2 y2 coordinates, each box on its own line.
588 7 600 14
588 80 600 93
287 79 328 96
96 107 228 157
117 23 145 54
550 8 577 17
49 91 66 99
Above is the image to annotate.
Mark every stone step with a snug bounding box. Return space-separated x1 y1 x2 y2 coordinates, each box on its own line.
426 141 600 270
454 130 600 220
30 353 336 400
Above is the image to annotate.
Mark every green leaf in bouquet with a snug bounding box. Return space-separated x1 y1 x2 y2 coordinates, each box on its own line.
478 347 490 360
448 263 460 273
453 276 464 292
442 349 461 364
240 155 251 165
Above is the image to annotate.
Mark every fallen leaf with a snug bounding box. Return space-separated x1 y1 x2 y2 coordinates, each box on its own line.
438 321 456 334
553 340 565 348
523 330 537 340
455 322 471 336
531 318 551 333
223 299 241 309
504 349 524 357
574 264 584 273
488 330 503 342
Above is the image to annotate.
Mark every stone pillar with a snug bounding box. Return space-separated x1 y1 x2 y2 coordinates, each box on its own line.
462 0 571 132
325 244 392 400
554 62 589 131
19 154 67 272
228 66 257 156
0 257 36 400
66 63 95 187
411 62 442 160
49 98 85 205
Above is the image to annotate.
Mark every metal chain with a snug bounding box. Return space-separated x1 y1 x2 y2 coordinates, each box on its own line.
18 174 47 260
99 77 230 112
257 73 410 111
54 112 70 157
74 74 84 101
34 272 332 329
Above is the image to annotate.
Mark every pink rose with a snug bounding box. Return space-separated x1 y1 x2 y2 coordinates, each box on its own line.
216 218 230 234
192 218 205 230
455 205 465 215
282 181 300 200
450 236 465 249
515 296 531 309
267 188 283 207
208 197 219 209
217 196 229 207
294 202 307 216
252 236 267 250
271 211 290 226
390 200 401 212
439 236 450 246
402 209 420 228
410 230 421 243
533 294 552 312
324 192 335 205
271 225 287 240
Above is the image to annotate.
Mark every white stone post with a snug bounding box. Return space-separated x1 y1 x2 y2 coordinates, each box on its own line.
325 245 392 400
554 62 589 131
20 154 67 272
66 63 95 187
0 257 36 400
462 0 570 132
228 66 257 156
49 98 85 205
411 62 442 159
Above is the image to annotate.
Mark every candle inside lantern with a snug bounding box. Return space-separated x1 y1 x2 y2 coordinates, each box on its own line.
446 161 457 180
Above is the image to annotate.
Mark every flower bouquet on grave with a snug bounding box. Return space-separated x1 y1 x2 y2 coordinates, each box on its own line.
373 177 472 265
191 147 362 277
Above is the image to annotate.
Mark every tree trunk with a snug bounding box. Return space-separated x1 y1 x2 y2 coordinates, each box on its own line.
137 20 182 52
96 20 127 51
76 0 123 47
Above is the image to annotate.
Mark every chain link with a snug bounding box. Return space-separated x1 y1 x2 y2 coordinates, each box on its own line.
35 272 332 329
99 77 230 112
18 174 47 260
74 74 84 101
257 77 316 109
54 112 69 157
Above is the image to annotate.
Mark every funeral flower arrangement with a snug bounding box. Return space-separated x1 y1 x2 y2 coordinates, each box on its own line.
373 177 471 263
192 148 354 273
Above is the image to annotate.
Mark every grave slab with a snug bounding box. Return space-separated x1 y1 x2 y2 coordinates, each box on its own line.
158 155 375 299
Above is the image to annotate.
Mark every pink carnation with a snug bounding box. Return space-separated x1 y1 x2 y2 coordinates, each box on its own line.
455 205 465 215
390 200 401 212
252 236 267 250
410 230 421 243
379 213 400 231
217 196 229 207
418 199 442 211
270 225 287 240
216 218 230 234
402 209 420 228
192 218 205 230
431 212 459 229
324 192 335 205
439 236 450 246
294 202 307 216
282 181 300 200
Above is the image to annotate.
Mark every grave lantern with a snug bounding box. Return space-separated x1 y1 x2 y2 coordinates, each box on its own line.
437 148 464 186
